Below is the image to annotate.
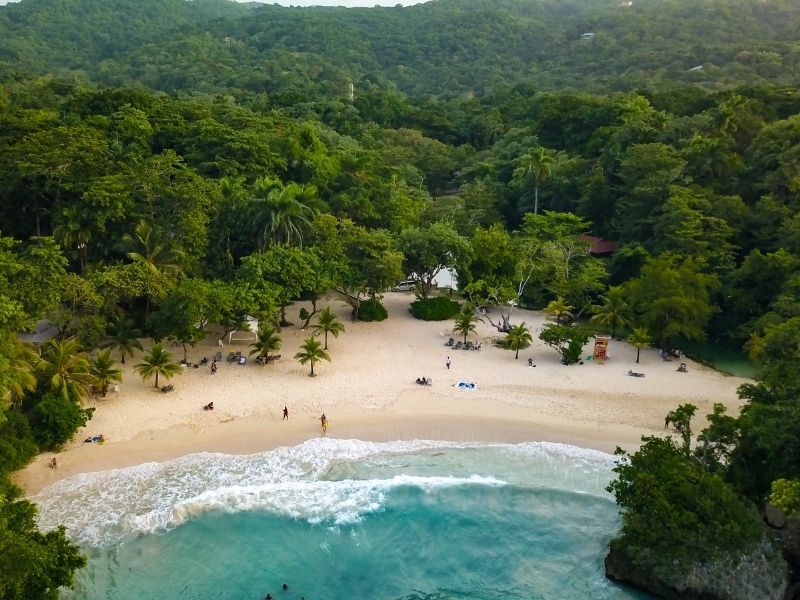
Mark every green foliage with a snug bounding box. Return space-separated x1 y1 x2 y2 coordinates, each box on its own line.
607 436 763 575
627 327 651 364
99 316 143 365
769 479 800 517
0 478 87 600
90 350 123 397
134 344 180 388
538 324 589 365
29 394 94 450
35 339 96 404
397 222 472 299
409 297 461 321
0 411 38 473
452 304 482 344
590 286 632 338
505 323 533 359
294 336 331 377
248 324 282 362
357 298 388 322
311 306 345 350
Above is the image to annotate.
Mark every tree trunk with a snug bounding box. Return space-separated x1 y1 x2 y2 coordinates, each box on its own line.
310 360 315 377
120 351 125 365
515 347 520 359
102 384 107 397
183 343 188 364
154 372 159 388
324 331 329 350
636 348 641 363
534 184 539 215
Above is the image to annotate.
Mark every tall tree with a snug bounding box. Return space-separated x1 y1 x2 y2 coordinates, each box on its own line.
134 344 180 388
36 339 96 403
591 286 632 337
99 316 143 364
294 336 330 377
397 222 472 299
517 146 555 215
311 307 345 350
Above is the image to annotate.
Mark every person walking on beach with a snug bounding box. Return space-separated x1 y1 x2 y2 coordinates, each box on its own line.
282 406 289 420
320 413 328 435
210 360 217 374
446 356 451 370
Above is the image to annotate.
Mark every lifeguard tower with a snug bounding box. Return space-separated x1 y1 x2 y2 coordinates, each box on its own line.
593 334 611 363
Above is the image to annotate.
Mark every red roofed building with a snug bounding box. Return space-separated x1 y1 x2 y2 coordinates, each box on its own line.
577 234 618 255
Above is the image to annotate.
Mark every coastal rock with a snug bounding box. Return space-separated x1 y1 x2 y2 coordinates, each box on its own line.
775 517 800 598
767 503 788 529
605 538 789 600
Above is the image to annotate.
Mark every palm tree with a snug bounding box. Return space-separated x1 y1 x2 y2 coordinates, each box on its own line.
545 297 574 325
100 316 143 364
453 304 482 344
590 286 632 338
249 324 282 364
90 350 123 397
36 339 96 403
119 221 183 317
294 336 331 377
257 182 315 249
628 328 652 364
506 323 533 359
135 344 181 388
4 338 38 407
523 146 554 215
311 307 345 350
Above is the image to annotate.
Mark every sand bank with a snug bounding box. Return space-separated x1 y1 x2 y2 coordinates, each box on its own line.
17 294 748 495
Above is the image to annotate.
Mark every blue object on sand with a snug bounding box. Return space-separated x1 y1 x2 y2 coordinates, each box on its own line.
454 381 476 390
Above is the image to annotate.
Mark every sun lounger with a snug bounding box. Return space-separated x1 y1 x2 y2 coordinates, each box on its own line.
627 370 645 378
445 337 454 347
453 341 463 350
161 384 174 392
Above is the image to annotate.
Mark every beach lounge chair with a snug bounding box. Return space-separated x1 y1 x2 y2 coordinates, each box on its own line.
445 337 454 347
161 384 174 392
627 370 645 378
463 341 473 350
453 341 463 350
227 351 237 362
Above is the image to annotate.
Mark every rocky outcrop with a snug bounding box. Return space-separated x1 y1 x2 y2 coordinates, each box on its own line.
605 538 789 600
772 516 800 600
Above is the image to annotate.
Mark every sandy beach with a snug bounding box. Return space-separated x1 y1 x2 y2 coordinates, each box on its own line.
17 293 749 495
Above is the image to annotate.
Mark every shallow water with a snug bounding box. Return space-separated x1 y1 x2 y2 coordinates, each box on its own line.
35 439 651 600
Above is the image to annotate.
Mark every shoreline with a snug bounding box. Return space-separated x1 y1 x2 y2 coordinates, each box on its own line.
16 294 749 497
19 411 642 496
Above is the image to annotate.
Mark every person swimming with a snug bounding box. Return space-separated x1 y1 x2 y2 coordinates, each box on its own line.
282 583 288 591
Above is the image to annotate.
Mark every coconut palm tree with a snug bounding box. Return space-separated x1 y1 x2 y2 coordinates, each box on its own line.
294 336 330 377
453 304 482 344
311 307 345 350
257 182 315 249
135 344 180 388
90 350 123 397
628 327 652 364
522 146 554 215
3 338 38 407
590 286 632 338
506 323 533 359
100 316 143 364
36 339 96 403
545 297 574 325
249 324 282 364
119 221 183 317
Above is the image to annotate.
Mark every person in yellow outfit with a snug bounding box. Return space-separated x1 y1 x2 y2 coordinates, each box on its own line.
320 413 328 435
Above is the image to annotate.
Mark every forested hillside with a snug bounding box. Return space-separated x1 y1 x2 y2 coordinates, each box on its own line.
1 0 799 97
2 0 800 597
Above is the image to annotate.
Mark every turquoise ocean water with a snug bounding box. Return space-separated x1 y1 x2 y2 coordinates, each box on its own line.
35 439 650 600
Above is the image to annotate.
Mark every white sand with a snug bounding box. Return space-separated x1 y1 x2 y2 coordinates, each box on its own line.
17 293 748 495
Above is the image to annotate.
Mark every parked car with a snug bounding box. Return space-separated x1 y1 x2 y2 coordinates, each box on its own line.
392 279 417 292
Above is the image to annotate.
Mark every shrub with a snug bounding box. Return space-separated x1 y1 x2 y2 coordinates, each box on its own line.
0 411 39 473
357 298 388 322
409 297 461 321
29 394 94 450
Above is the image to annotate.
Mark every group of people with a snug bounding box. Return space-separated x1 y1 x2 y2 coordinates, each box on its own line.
415 377 432 385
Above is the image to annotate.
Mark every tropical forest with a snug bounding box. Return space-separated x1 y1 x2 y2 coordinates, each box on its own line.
1 0 800 598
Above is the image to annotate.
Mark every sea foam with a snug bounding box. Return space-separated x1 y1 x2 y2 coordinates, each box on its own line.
35 439 615 547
